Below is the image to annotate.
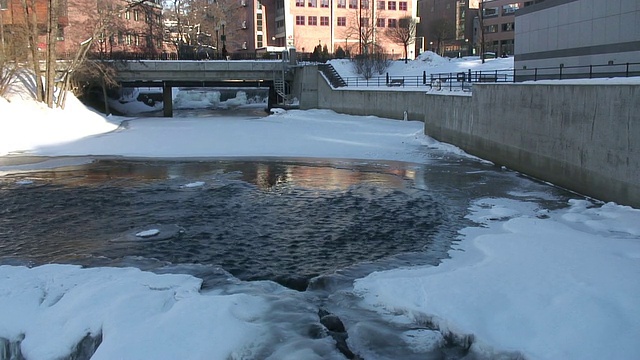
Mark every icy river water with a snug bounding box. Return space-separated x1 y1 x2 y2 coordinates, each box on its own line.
0 154 573 359
0 98 576 360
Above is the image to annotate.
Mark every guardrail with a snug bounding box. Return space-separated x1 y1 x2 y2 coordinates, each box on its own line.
341 69 513 91
514 62 640 82
338 62 640 91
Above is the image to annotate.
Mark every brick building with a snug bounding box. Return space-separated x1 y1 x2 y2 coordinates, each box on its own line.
260 0 419 58
0 0 164 58
0 0 69 55
416 0 531 58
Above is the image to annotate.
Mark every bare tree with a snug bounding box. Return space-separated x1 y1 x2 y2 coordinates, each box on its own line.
429 17 453 56
341 0 381 56
384 16 416 64
20 0 46 103
45 0 59 107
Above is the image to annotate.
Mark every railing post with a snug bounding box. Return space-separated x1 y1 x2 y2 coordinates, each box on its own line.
589 65 593 78
468 69 471 82
534 68 538 81
627 63 630 77
386 72 389 85
423 71 426 85
559 64 563 80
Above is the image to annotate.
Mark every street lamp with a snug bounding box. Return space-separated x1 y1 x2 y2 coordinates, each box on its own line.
215 25 220 57
429 41 433 52
219 20 227 59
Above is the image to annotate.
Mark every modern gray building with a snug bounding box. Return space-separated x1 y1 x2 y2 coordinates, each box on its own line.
514 0 640 75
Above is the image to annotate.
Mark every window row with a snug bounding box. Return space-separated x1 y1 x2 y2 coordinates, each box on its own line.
484 22 514 33
98 33 163 48
297 0 407 10
298 16 401 28
119 10 162 25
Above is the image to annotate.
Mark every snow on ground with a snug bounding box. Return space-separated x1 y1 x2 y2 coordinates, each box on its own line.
1 56 639 359
328 51 515 79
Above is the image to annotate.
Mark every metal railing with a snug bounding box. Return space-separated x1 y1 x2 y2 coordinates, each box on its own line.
338 62 640 91
514 62 640 82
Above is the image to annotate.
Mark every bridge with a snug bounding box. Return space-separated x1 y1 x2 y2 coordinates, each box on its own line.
112 57 295 117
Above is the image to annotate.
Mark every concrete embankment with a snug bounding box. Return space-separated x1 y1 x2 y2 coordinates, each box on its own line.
294 65 639 208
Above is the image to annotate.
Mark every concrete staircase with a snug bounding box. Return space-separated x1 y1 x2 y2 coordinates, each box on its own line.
318 64 347 88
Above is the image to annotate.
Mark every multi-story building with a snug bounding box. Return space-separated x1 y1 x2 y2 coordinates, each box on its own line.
416 0 476 57
0 0 69 55
65 0 165 58
515 0 640 70
477 0 524 56
416 0 529 58
0 0 164 59
261 0 419 58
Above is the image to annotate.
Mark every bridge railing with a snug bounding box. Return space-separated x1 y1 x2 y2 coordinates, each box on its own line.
83 51 282 61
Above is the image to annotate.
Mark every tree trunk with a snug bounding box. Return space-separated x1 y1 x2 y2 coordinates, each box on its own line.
46 0 59 108
21 0 45 102
0 10 5 59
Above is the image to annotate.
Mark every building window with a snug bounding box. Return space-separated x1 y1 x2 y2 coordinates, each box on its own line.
361 0 369 8
134 10 139 21
125 10 131 20
308 0 317 7
320 16 329 26
388 1 396 10
337 17 346 26
349 0 357 9
502 4 519 14
338 0 346 8
296 0 304 6
485 24 498 33
387 18 397 27
483 7 499 17
0 0 8 10
126 34 132 45
296 15 305 25
377 0 384 9
308 16 317 25
376 18 385 27
502 22 514 31
360 17 369 27
399 1 406 11
321 0 329 7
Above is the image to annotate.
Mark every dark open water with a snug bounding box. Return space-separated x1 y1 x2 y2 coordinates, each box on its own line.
0 155 573 359
0 93 581 358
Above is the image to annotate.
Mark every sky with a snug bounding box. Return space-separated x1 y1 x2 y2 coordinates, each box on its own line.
1 54 639 360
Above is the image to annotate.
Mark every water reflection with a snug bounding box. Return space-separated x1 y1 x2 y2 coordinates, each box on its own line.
0 157 572 292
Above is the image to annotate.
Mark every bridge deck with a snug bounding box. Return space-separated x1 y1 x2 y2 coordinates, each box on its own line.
113 60 289 83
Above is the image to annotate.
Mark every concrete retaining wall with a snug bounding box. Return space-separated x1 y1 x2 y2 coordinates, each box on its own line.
425 84 640 207
294 66 639 207
299 66 426 121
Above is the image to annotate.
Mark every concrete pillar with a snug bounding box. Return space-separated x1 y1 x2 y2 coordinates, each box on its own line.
162 82 173 117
